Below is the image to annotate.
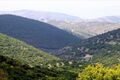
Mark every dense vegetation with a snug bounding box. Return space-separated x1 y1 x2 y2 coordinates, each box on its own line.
0 33 59 66
58 29 120 65
0 33 80 80
77 63 120 80
0 55 77 80
0 15 81 50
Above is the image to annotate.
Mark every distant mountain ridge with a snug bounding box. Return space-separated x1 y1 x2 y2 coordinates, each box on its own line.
1 10 120 23
0 10 83 22
0 10 120 38
92 16 120 23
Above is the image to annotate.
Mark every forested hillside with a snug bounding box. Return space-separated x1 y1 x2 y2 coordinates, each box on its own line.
0 15 81 51
0 33 59 66
0 55 77 80
58 29 120 65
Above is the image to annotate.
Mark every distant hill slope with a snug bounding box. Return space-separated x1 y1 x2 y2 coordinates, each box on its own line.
0 15 81 51
93 16 120 23
48 21 120 38
58 29 120 65
0 33 59 66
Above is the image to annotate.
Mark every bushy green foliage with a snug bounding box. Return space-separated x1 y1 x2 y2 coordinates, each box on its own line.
76 63 120 80
0 33 59 66
0 69 8 80
0 55 76 80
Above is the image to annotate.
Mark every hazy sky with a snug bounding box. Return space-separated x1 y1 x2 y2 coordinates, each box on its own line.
0 0 120 19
